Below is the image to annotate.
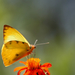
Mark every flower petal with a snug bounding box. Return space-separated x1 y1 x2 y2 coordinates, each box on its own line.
24 69 45 75
17 67 27 75
19 61 26 65
36 69 45 75
41 63 52 68
14 66 27 72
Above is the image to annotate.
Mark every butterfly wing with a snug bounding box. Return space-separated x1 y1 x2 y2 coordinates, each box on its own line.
2 25 35 67
1 41 32 67
3 25 30 46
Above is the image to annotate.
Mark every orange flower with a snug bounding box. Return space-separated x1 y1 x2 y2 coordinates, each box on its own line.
14 58 52 75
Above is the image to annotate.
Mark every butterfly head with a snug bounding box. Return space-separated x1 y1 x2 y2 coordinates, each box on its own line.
30 45 36 50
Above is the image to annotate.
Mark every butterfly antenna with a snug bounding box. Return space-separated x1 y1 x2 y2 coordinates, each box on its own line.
34 39 38 45
36 42 49 46
33 39 38 57
33 40 49 57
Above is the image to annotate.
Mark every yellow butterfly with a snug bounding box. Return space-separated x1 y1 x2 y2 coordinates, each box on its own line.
1 25 36 67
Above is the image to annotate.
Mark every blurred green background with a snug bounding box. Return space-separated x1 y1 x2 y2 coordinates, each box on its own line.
0 0 75 75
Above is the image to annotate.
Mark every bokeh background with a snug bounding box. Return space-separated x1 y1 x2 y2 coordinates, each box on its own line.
0 0 75 75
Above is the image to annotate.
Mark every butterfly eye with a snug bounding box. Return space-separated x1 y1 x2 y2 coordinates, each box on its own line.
30 46 32 49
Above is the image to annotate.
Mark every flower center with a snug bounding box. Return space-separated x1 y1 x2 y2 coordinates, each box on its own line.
26 58 41 69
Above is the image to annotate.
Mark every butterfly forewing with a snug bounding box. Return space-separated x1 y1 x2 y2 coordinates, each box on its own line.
3 25 30 46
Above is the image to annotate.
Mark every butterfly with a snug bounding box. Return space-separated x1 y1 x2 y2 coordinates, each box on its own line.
1 25 36 67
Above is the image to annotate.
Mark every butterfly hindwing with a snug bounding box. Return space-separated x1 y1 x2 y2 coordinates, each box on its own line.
1 41 31 67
